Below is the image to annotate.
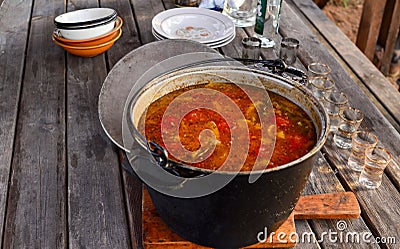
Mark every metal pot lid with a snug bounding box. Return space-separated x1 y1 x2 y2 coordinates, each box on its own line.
98 39 218 152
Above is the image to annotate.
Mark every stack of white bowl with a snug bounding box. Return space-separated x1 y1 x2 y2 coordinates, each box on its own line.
53 8 123 57
151 7 235 48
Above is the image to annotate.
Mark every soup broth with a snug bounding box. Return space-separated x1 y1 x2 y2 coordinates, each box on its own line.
139 82 317 171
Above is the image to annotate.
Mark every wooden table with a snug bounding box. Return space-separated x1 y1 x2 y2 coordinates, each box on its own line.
1 0 400 248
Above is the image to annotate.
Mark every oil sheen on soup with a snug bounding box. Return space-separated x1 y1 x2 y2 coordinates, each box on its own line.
139 82 317 172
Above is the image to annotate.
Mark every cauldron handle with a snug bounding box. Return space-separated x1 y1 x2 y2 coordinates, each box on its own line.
148 141 209 178
151 57 308 85
230 58 308 85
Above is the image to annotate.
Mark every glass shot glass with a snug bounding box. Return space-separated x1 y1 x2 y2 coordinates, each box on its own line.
307 62 331 90
323 90 348 132
347 131 378 171
279 38 299 65
242 37 261 62
359 146 392 189
333 106 364 149
308 62 331 77
309 77 335 100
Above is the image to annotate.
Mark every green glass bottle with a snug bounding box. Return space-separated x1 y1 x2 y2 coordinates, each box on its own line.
254 0 267 36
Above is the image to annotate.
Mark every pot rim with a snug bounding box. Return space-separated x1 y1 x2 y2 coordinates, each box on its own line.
127 65 330 175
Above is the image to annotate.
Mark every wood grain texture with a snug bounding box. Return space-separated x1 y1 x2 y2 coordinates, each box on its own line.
323 137 400 249
3 0 67 247
302 153 380 248
0 0 32 243
355 0 387 60
293 221 322 249
130 0 165 44
66 48 131 248
122 168 143 249
101 0 142 66
294 192 360 219
65 1 130 248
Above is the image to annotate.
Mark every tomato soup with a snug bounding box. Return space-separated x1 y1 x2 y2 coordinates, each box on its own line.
139 82 317 171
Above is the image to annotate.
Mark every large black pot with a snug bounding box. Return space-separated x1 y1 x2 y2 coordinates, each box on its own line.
126 65 329 248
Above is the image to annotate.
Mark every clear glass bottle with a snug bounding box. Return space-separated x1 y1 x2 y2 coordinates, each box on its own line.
268 0 282 33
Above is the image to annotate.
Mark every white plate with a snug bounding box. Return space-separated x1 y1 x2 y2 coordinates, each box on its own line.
152 28 235 48
152 8 235 43
151 28 236 46
210 32 236 48
152 29 165 40
205 29 235 46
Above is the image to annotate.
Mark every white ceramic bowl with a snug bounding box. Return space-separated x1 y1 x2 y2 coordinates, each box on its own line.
58 18 116 40
55 8 116 29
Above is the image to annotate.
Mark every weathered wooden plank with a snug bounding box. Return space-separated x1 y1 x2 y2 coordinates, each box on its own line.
0 0 32 243
280 2 400 247
3 0 67 247
293 221 321 249
66 47 131 248
355 0 387 60
122 165 143 249
65 0 131 248
99 1 144 248
101 0 142 66
303 154 379 248
130 0 165 44
323 138 400 248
